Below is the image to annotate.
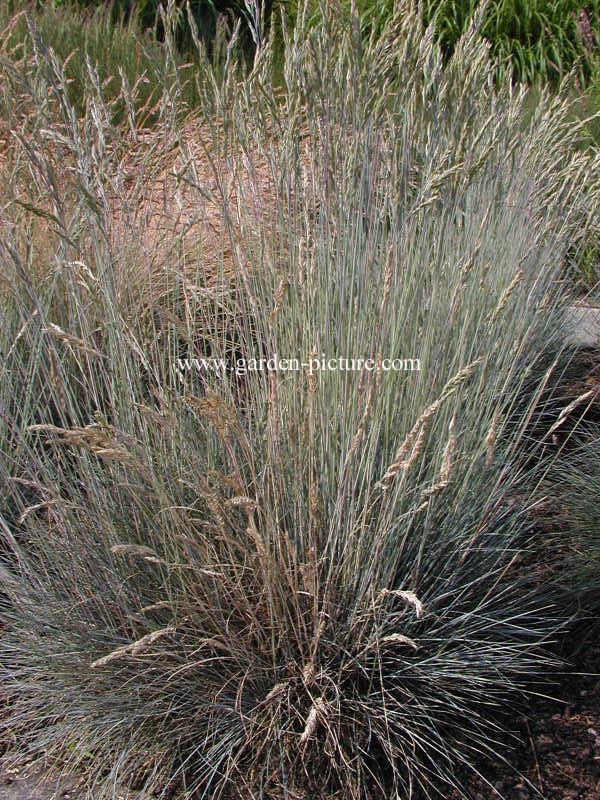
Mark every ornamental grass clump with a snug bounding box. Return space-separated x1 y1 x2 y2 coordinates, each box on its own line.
0 2 599 798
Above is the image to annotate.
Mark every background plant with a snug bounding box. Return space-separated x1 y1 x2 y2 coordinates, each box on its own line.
422 0 600 84
290 0 600 85
29 0 274 59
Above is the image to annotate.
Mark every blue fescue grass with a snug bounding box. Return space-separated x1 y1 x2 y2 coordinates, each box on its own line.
0 3 599 798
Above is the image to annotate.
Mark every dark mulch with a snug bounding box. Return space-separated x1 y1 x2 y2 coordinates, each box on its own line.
448 633 600 800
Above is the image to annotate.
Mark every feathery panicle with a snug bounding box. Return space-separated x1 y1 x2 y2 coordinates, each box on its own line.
90 627 176 669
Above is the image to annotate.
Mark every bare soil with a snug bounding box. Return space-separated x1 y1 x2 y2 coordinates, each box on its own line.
448 636 600 800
